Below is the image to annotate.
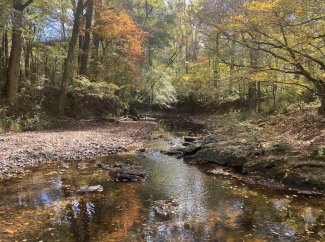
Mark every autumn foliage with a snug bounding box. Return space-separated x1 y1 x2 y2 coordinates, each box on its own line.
93 1 147 81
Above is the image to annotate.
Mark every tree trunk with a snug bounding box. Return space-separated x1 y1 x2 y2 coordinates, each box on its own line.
213 34 220 87
6 0 33 106
92 0 101 81
318 83 325 115
229 36 236 94
257 81 261 112
247 82 256 111
93 0 101 58
0 31 7 95
248 43 259 112
272 82 277 109
319 95 325 115
78 34 84 70
24 39 31 80
58 0 84 115
79 0 93 76
6 8 23 106
4 30 9 70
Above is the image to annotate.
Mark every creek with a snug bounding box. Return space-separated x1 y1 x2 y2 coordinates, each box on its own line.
0 119 324 241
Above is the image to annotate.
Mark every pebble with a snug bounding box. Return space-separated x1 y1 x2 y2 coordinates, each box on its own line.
0 121 156 180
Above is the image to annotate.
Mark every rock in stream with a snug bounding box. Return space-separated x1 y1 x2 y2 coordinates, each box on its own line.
98 161 147 182
77 185 104 194
152 198 180 218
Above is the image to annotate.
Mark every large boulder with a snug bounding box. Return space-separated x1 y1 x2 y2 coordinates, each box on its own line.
195 148 226 165
194 141 262 168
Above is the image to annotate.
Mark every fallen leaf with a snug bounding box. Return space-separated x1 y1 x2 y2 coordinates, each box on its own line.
3 229 16 234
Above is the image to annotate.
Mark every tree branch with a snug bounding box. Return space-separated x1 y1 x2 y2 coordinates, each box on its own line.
21 0 33 10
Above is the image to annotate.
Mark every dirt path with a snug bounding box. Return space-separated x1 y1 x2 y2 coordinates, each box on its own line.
0 120 157 180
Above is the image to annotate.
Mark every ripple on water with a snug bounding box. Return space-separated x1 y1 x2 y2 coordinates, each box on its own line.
0 131 324 241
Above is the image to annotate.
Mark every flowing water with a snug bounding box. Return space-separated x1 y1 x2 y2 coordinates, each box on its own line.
0 121 324 241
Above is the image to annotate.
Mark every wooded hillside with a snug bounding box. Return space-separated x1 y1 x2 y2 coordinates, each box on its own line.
0 0 324 130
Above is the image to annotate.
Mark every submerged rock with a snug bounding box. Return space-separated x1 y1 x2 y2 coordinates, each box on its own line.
77 185 103 194
98 161 147 182
183 136 198 142
208 168 232 176
153 198 180 217
160 148 184 157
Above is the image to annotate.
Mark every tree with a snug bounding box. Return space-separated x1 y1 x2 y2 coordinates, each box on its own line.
58 0 84 115
0 1 10 96
6 0 33 107
222 0 325 114
92 2 146 83
79 0 93 76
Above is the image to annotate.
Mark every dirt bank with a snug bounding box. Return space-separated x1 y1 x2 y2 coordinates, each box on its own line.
0 120 157 180
183 108 325 192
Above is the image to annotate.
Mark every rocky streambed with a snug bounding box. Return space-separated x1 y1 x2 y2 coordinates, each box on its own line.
0 120 156 180
162 132 325 194
156 112 325 194
0 116 324 241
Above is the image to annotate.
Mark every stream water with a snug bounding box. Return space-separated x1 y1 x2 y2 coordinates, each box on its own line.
0 120 324 241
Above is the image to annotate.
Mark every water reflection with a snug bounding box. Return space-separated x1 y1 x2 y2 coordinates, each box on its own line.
71 199 81 218
0 135 324 241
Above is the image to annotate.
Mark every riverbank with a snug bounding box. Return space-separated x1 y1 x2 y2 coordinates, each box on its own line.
1 126 324 241
182 108 325 192
0 120 157 180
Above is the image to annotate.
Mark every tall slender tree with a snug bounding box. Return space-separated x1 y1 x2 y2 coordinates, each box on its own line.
58 0 84 115
79 0 93 76
6 0 33 106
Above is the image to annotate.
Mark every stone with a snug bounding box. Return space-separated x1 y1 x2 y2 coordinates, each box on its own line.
160 148 184 156
153 198 180 217
194 145 248 167
195 148 226 165
109 169 147 182
208 168 232 176
284 167 325 189
183 136 198 142
242 159 285 174
269 141 292 155
182 142 191 146
98 161 147 182
77 185 103 194
183 143 202 156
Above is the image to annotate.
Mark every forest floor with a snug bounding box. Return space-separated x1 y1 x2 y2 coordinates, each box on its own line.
0 120 157 180
208 108 325 156
189 108 325 192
